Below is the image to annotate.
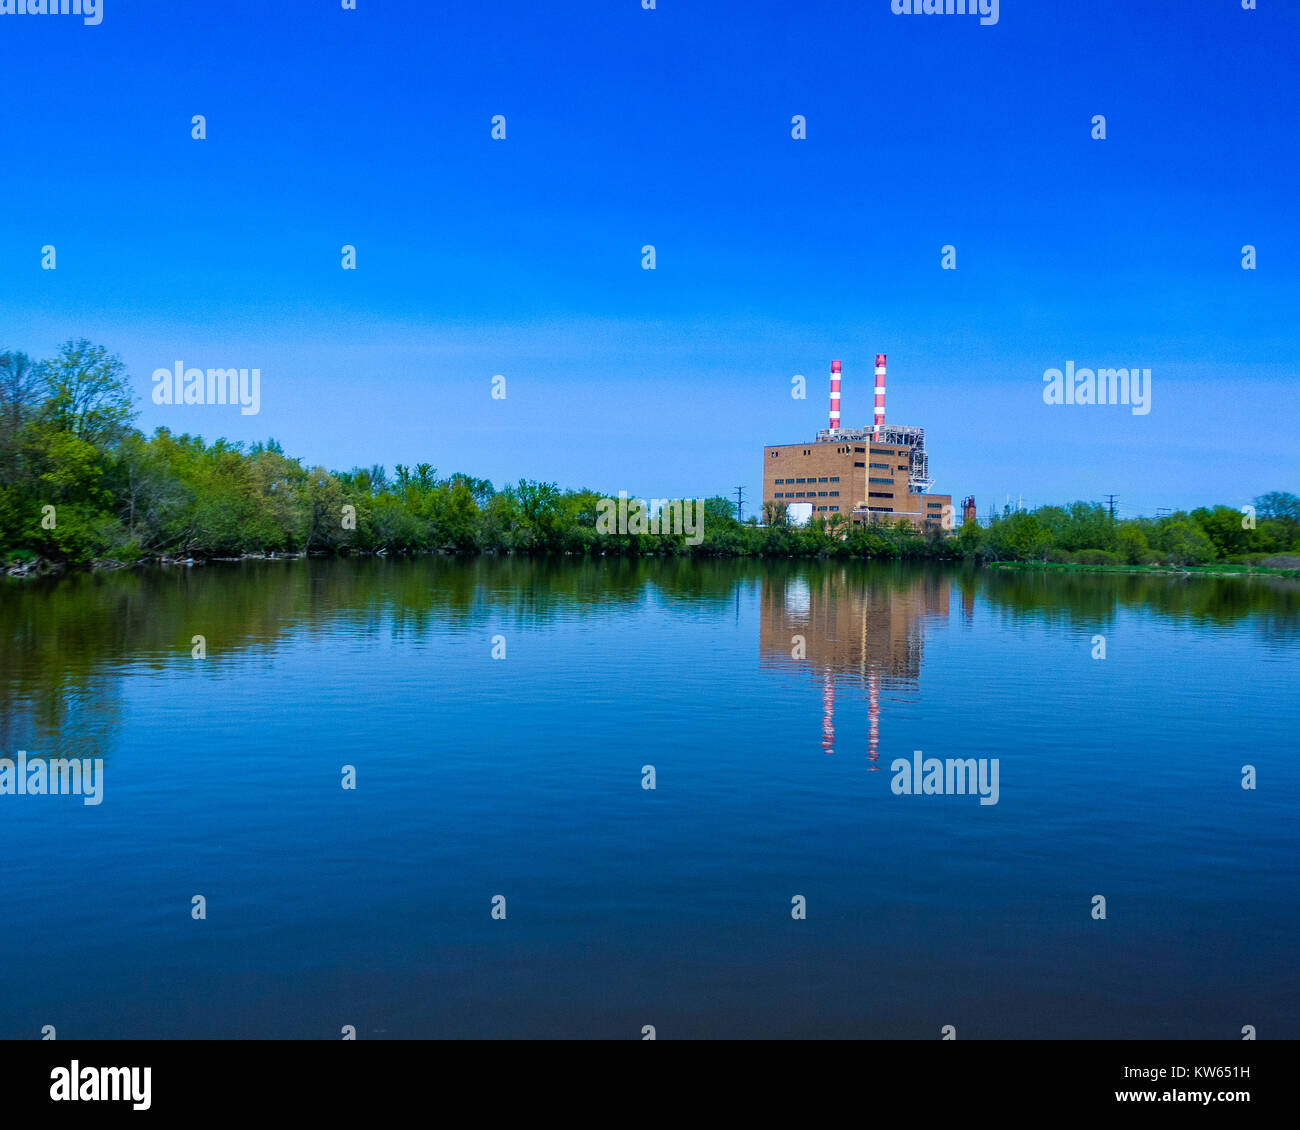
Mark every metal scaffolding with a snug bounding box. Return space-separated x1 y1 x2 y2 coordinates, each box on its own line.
814 423 933 493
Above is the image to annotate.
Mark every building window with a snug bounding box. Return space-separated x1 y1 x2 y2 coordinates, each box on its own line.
868 506 893 513
829 491 839 497
829 476 840 482
869 477 894 484
818 491 828 497
818 476 829 483
869 491 893 499
817 506 827 511
854 446 866 453
796 492 805 497
928 502 943 508
830 506 839 512
898 464 908 471
853 461 865 468
795 477 805 483
869 462 890 469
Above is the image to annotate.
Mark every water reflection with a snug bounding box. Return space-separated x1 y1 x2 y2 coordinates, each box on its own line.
759 567 951 765
3 558 1297 762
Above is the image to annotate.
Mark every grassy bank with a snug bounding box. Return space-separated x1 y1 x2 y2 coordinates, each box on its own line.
988 560 1300 579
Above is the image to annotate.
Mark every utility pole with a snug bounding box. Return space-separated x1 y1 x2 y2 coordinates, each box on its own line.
1104 494 1119 521
734 486 745 521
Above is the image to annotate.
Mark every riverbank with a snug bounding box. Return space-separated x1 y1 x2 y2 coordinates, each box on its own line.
8 547 1300 581
989 559 1300 579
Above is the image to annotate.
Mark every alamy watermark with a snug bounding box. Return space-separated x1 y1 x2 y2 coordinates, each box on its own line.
152 361 261 415
50 1061 150 1110
0 751 104 806
891 750 1000 805
596 492 704 545
891 0 999 26
0 0 102 24
1042 362 1151 415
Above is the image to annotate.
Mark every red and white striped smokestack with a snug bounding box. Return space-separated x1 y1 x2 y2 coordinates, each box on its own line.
828 360 842 433
872 353 887 439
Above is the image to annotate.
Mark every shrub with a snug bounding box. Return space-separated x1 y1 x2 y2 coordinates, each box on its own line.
1072 549 1121 566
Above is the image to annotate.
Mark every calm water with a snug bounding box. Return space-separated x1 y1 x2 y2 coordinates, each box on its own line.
1 558 1296 1039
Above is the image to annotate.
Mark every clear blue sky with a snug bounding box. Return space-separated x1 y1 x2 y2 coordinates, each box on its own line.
3 0 1297 518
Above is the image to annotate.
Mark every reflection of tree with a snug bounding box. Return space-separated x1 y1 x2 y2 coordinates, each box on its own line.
975 569 1300 637
3 558 1293 762
0 557 761 757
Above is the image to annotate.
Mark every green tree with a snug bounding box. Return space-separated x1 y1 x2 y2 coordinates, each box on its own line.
37 340 135 450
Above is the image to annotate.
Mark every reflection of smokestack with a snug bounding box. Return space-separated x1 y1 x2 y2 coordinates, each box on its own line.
873 354 886 439
821 671 835 754
828 360 841 433
866 668 880 770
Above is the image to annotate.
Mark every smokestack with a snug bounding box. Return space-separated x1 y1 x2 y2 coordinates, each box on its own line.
828 360 841 433
873 354 886 439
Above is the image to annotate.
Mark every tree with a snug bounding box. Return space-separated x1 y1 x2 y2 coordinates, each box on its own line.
1117 523 1149 564
993 512 1052 561
1155 518 1215 566
0 350 41 439
1255 492 1300 523
0 350 41 491
37 340 135 450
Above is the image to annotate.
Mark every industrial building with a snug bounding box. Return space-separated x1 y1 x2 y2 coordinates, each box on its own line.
762 355 959 531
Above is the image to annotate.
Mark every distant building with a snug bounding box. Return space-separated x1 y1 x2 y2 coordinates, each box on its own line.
762 356 954 531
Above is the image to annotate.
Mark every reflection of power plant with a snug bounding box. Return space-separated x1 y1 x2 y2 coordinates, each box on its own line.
759 570 950 767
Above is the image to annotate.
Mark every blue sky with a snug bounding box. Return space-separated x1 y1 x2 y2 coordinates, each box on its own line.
3 0 1297 518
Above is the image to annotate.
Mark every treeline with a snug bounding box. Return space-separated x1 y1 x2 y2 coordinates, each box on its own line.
956 498 1300 567
2 341 1298 569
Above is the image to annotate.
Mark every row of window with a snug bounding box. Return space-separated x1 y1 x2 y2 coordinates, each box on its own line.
868 491 892 499
775 491 841 498
868 477 894 485
868 462 890 470
773 476 840 485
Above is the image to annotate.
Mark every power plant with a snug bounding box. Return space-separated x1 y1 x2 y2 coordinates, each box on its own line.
762 355 960 530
